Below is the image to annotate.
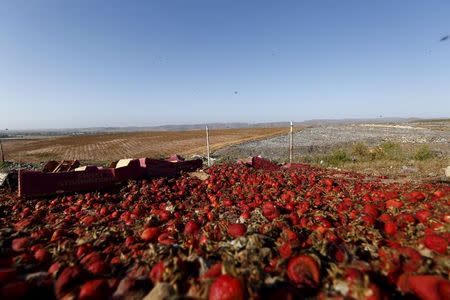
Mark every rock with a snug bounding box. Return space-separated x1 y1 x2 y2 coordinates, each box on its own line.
112 277 148 300
445 166 450 177
143 283 175 300
0 172 7 187
401 166 418 173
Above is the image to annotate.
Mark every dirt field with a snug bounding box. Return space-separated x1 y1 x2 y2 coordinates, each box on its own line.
0 127 295 164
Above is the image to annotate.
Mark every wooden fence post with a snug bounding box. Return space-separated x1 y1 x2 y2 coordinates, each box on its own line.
0 140 4 163
206 125 211 167
289 121 293 164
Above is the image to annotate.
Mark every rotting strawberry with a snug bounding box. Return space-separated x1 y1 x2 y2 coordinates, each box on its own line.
287 255 320 288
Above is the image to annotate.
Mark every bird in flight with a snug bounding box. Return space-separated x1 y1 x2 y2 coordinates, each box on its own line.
440 35 449 42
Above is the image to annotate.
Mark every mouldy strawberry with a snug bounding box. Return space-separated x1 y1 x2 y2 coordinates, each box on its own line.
287 255 320 288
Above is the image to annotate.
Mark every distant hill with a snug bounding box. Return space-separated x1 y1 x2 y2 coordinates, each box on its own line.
4 117 448 136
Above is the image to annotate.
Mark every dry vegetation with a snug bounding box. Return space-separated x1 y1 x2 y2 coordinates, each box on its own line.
1 127 296 163
299 142 450 180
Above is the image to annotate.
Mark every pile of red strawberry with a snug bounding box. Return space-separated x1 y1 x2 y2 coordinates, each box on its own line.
0 163 449 299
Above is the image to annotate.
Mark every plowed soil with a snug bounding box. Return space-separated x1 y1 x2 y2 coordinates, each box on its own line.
1 127 295 163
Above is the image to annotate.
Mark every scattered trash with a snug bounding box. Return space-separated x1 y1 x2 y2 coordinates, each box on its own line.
0 172 7 187
401 166 418 173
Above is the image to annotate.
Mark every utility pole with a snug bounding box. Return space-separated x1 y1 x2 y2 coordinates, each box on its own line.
289 121 293 164
206 125 211 167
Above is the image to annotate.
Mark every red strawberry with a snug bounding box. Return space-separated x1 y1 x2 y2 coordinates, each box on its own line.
11 237 30 252
262 202 280 221
34 248 51 263
48 262 62 276
287 255 320 288
54 266 85 298
80 252 102 266
423 234 448 254
209 275 245 300
81 215 96 226
279 242 292 259
384 221 397 236
364 204 379 218
184 221 200 236
398 247 422 272
149 261 165 283
201 263 222 279
227 224 246 238
79 279 110 300
87 260 109 275
416 210 431 223
379 213 392 223
398 274 449 300
240 211 251 219
386 199 403 209
141 227 160 242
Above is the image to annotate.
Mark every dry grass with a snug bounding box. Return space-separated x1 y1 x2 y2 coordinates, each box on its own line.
299 142 449 180
1 127 295 163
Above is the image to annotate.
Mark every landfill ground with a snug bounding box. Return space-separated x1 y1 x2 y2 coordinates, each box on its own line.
214 121 450 180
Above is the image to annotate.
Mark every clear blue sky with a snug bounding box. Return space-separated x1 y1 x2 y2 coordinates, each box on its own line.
1 0 449 129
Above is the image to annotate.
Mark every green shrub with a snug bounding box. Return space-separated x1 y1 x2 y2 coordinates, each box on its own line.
325 149 350 166
413 145 435 161
351 142 370 159
379 142 403 160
